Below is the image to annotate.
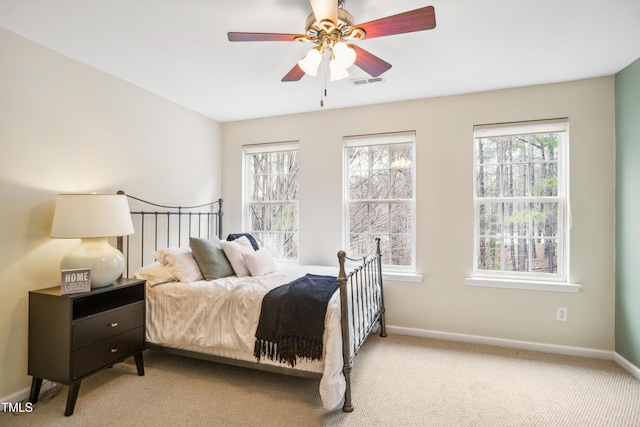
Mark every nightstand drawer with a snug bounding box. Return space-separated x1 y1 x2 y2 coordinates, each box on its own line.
73 301 144 350
72 326 144 379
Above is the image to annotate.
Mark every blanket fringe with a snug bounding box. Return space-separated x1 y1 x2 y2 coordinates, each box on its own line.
254 336 324 367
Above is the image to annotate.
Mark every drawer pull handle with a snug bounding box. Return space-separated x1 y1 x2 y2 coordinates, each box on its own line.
110 322 119 328
111 348 119 353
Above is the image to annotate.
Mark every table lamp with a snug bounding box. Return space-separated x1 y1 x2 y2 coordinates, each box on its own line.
50 193 134 288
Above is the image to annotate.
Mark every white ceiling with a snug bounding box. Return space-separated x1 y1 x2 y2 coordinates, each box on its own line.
1 0 639 122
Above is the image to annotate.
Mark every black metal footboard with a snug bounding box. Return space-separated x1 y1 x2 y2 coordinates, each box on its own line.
337 238 387 412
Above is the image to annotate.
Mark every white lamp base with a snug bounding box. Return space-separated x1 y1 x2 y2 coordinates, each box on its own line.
61 238 125 288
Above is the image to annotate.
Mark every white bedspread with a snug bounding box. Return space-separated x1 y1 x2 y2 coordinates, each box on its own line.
145 265 345 410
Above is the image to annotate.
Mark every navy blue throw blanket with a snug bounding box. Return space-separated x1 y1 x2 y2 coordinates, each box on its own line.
254 274 339 367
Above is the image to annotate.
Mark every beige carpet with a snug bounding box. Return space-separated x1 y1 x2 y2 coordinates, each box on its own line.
3 334 640 426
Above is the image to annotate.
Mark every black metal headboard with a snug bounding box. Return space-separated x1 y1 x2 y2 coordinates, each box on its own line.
116 191 223 278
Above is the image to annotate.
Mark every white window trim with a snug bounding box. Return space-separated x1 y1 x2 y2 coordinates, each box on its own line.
470 119 574 291
384 272 424 283
242 141 299 155
242 141 299 260
465 277 581 292
343 131 417 274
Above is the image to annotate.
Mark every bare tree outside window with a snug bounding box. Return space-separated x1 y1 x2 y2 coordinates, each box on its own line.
473 120 568 280
345 133 416 270
245 146 299 259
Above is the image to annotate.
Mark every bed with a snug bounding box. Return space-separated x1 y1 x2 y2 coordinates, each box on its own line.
116 192 387 412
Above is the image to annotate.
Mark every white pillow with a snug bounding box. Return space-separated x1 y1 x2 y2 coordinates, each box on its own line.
244 249 277 277
152 247 203 282
220 236 254 277
133 262 176 286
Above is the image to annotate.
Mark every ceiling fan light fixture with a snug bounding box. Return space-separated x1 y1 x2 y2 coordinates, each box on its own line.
331 41 356 69
298 48 322 76
228 4 437 83
329 59 350 81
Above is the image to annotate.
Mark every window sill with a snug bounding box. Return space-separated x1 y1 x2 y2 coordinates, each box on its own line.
465 277 581 293
383 272 424 283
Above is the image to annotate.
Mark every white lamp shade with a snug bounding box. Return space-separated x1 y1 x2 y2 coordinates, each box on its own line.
51 194 134 288
298 48 322 76
51 194 134 238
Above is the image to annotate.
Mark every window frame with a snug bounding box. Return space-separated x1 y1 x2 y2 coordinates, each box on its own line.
470 118 573 289
343 131 417 273
242 141 300 261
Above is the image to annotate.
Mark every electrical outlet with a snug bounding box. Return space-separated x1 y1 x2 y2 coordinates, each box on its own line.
557 307 568 322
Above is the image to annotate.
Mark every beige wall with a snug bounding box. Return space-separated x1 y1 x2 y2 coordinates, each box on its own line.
0 28 222 397
222 77 616 351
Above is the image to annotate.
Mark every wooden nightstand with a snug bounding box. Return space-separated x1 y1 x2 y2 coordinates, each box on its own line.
28 278 146 416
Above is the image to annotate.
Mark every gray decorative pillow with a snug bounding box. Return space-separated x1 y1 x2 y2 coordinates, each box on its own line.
189 237 234 280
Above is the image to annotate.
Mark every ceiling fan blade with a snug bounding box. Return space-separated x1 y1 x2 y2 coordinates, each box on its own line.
356 6 436 39
228 32 303 42
310 0 338 24
352 45 392 77
282 64 305 82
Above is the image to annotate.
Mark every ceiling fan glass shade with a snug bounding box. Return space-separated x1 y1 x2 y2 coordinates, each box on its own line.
331 42 356 69
298 48 322 76
329 59 350 81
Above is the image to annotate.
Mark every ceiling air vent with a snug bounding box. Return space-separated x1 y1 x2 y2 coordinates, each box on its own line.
351 76 385 86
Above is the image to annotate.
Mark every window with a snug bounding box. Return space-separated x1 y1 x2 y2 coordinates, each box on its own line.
344 132 416 271
243 143 299 260
472 119 569 283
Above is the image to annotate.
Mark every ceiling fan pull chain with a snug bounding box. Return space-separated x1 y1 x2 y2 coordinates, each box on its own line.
320 48 328 107
321 76 327 107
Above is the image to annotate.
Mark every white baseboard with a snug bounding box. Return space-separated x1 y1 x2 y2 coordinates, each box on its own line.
0 381 57 409
387 325 615 359
387 325 640 380
614 352 640 381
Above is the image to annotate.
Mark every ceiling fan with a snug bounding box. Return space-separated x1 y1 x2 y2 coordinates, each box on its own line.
227 0 436 83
